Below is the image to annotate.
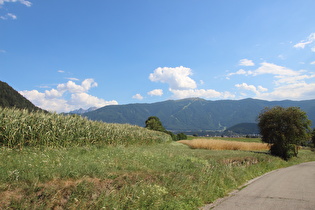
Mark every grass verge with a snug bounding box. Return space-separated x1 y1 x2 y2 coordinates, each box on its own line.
1 143 314 209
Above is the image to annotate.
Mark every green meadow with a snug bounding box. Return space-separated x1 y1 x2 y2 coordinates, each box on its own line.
1 107 315 209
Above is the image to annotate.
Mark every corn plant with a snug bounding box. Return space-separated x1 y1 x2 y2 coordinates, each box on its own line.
0 107 171 149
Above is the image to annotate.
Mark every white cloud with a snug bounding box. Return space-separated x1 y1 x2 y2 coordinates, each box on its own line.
19 0 31 7
229 62 299 78
58 70 65 73
148 66 239 100
45 88 63 99
147 89 163 96
7 13 16 19
311 61 315 65
227 69 248 78
66 77 80 81
253 62 300 76
56 79 97 94
0 12 17 20
0 0 31 20
239 59 255 66
0 0 32 7
258 82 315 101
231 62 315 100
19 79 118 113
170 88 235 100
132 94 143 100
69 93 117 108
294 33 315 49
235 83 256 92
149 66 197 90
19 90 70 113
257 86 268 92
274 74 315 85
235 83 268 95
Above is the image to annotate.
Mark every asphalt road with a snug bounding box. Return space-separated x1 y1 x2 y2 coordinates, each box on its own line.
203 161 315 210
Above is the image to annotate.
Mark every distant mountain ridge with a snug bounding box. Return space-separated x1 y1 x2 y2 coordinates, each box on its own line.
83 98 315 132
68 107 98 114
0 81 44 112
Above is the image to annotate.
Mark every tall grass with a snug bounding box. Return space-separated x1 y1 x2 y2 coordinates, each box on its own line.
0 107 171 148
178 139 270 151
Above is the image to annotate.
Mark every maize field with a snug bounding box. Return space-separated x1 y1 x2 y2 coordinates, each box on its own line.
0 107 171 148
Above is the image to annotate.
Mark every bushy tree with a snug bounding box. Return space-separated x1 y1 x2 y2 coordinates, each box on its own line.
145 116 166 132
177 133 188 140
258 106 311 160
145 116 182 141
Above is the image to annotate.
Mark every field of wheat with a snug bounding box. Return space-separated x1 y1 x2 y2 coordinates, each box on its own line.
178 139 270 151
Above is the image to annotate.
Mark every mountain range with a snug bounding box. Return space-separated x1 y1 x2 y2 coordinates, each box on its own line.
83 98 315 132
68 107 98 114
1 80 314 135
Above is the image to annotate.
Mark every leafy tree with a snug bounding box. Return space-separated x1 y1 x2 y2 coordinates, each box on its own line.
258 106 311 160
145 116 180 141
145 116 166 132
177 133 188 140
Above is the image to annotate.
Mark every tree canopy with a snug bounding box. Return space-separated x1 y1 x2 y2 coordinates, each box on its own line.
145 116 166 132
258 106 311 160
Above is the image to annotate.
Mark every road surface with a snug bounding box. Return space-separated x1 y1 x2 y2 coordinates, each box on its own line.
203 161 315 210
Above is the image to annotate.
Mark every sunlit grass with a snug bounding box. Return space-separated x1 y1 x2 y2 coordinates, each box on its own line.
0 143 314 209
1 107 314 209
178 139 270 151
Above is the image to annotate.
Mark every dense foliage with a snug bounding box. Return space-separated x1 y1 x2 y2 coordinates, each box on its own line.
258 106 311 160
0 107 171 148
0 81 43 112
145 116 167 132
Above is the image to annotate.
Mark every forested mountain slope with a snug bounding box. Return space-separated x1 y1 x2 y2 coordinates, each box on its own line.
0 81 43 112
84 98 315 131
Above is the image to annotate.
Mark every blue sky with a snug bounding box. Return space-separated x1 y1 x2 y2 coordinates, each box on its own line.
1 0 315 112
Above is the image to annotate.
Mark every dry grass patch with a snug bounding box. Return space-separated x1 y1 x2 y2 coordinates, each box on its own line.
0 178 115 209
178 139 270 151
